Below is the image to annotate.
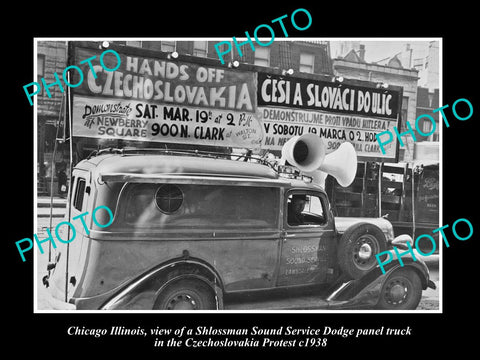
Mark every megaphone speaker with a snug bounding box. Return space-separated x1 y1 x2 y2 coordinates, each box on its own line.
281 133 326 172
280 133 357 188
319 142 358 187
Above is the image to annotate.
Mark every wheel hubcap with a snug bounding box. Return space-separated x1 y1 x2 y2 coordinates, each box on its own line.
358 243 372 260
166 294 198 310
353 235 377 268
385 279 408 304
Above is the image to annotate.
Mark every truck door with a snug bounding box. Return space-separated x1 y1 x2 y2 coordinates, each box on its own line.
49 169 92 301
276 190 336 287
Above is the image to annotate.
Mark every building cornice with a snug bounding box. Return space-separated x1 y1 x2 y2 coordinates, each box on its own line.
333 59 419 79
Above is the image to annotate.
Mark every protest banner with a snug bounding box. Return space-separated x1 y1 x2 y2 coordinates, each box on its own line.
70 43 262 149
257 72 402 161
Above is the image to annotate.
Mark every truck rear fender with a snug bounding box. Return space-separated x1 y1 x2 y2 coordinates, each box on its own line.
100 257 224 310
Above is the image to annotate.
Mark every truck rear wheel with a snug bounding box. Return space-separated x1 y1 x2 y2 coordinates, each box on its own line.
153 278 217 310
376 268 422 310
337 222 387 279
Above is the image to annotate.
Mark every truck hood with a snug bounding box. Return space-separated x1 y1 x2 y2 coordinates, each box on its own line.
335 217 395 242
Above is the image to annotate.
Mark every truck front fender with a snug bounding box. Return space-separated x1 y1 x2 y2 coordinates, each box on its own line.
326 256 433 309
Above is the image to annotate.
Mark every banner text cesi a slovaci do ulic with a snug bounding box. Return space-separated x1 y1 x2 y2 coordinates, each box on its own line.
257 72 401 160
71 45 262 149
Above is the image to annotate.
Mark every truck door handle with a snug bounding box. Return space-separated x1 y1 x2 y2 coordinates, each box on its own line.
283 233 296 242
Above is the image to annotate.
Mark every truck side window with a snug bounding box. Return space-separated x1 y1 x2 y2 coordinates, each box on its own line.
125 183 279 229
287 193 326 226
73 178 86 211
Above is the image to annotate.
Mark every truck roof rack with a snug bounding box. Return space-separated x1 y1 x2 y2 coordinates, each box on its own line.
86 147 276 169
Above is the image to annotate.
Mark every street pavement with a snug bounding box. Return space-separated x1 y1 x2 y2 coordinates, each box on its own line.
35 197 440 311
418 264 439 310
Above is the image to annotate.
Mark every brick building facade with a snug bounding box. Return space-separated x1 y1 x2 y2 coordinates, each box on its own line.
115 39 333 75
332 50 420 162
414 86 440 161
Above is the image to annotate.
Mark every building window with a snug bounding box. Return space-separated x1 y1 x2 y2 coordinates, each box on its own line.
401 96 409 126
254 47 270 67
419 118 439 142
161 40 176 52
126 40 142 48
421 119 433 136
37 54 45 96
193 41 208 57
299 53 314 73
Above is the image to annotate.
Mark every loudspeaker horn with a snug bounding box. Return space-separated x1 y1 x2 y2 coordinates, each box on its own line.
280 133 357 188
317 141 357 187
280 133 326 172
